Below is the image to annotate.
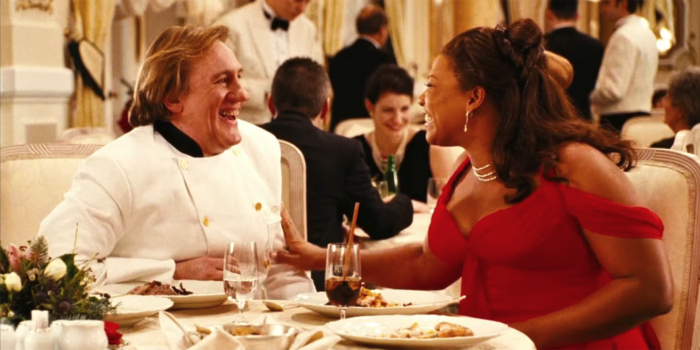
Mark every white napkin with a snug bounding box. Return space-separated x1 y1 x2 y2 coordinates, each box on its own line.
290 329 340 350
159 311 340 350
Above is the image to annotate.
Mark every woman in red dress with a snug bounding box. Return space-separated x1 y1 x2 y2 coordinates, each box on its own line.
278 19 672 349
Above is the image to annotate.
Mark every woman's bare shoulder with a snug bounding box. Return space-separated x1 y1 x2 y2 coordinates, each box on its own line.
554 142 640 206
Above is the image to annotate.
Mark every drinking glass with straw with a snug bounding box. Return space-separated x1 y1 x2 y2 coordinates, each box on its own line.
325 203 362 320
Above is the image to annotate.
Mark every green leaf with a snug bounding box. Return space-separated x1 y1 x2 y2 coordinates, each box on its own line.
59 254 79 281
30 236 50 266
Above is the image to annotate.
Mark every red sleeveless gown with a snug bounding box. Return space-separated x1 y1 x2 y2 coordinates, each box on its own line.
428 158 662 349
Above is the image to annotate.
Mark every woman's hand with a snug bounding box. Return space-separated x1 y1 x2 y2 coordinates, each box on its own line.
274 208 326 271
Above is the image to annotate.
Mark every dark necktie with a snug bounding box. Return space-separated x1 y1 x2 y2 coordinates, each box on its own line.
263 10 289 32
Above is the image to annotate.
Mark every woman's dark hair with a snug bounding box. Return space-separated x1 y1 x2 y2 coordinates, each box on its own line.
364 64 414 104
442 18 635 204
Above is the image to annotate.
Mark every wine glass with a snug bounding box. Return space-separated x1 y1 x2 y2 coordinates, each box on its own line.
427 178 446 213
224 242 258 324
325 243 361 320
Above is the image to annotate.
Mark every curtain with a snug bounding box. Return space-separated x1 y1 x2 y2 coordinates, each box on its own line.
506 0 546 27
404 0 430 80
322 0 346 57
71 0 115 127
385 0 407 67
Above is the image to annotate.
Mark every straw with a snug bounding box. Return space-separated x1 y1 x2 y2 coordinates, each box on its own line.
342 202 360 280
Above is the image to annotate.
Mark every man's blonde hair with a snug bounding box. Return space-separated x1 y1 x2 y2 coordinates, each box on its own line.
129 25 230 127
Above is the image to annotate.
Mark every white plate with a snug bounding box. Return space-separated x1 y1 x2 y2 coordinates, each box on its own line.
99 280 228 310
104 295 173 328
326 315 508 348
294 290 455 318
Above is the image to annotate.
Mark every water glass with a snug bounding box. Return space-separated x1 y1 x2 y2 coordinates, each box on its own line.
224 242 259 324
376 181 389 198
325 243 361 320
427 178 447 213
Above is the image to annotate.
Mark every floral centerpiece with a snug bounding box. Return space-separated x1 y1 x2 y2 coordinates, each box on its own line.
0 235 116 325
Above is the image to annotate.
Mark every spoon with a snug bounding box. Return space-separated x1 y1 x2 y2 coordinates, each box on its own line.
264 301 300 312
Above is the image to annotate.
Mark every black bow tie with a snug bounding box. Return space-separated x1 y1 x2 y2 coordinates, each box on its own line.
264 10 289 31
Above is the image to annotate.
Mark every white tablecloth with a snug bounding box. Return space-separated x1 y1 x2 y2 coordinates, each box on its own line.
121 300 535 350
359 213 432 250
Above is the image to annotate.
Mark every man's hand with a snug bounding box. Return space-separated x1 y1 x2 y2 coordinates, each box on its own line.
274 207 325 271
174 257 224 280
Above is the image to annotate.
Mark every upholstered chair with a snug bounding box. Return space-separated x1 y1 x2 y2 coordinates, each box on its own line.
626 148 700 350
334 118 375 138
621 115 675 147
0 144 103 248
59 127 116 145
279 140 307 241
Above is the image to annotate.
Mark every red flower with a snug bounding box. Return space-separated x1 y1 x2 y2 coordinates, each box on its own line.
104 321 123 345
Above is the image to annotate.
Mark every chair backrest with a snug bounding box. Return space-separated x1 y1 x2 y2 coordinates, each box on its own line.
671 124 700 156
0 144 102 247
59 127 115 145
625 148 700 350
621 115 675 147
279 140 307 241
334 118 375 138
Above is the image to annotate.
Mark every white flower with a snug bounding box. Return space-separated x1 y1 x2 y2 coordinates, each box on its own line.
44 259 67 280
4 272 22 292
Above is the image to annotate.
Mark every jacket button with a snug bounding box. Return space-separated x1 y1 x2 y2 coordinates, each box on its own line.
233 147 242 156
203 216 210 227
180 160 188 170
255 203 262 211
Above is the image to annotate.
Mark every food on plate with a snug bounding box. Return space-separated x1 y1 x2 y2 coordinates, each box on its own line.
127 281 193 296
227 325 262 336
357 287 412 308
381 322 474 339
194 324 261 337
194 324 211 335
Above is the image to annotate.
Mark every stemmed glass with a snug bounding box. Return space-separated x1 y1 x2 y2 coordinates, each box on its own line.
427 178 446 213
325 243 361 320
224 242 258 324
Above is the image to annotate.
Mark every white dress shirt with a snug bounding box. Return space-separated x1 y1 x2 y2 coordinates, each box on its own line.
213 1 324 125
261 0 290 68
39 121 315 299
590 15 658 115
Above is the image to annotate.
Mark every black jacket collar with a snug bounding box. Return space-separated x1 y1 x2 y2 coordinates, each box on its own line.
154 120 204 157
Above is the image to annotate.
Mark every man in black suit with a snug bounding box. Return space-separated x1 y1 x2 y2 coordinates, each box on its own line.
545 0 604 121
262 58 413 291
329 5 396 132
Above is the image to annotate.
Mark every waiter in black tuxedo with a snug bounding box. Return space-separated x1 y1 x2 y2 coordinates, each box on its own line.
545 0 604 121
262 58 413 291
329 5 396 132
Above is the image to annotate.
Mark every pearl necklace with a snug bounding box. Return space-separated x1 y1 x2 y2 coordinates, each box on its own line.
472 163 498 182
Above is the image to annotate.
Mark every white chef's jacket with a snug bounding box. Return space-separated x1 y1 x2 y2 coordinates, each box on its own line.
39 120 315 299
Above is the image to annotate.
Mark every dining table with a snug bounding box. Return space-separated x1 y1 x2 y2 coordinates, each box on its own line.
120 299 536 350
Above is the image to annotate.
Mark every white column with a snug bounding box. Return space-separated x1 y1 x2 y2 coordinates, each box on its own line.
0 0 73 146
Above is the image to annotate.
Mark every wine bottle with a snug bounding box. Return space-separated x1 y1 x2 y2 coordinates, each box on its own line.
384 155 399 195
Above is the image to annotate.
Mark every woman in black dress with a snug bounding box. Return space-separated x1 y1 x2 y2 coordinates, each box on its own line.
353 65 454 207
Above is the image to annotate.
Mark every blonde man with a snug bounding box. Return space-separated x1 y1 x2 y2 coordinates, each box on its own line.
40 26 315 299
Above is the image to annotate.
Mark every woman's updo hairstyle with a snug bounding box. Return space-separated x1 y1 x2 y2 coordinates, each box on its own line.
442 19 635 204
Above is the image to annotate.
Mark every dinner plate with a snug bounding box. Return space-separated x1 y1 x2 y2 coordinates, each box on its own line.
99 280 228 310
293 290 455 318
104 295 174 328
326 315 508 348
